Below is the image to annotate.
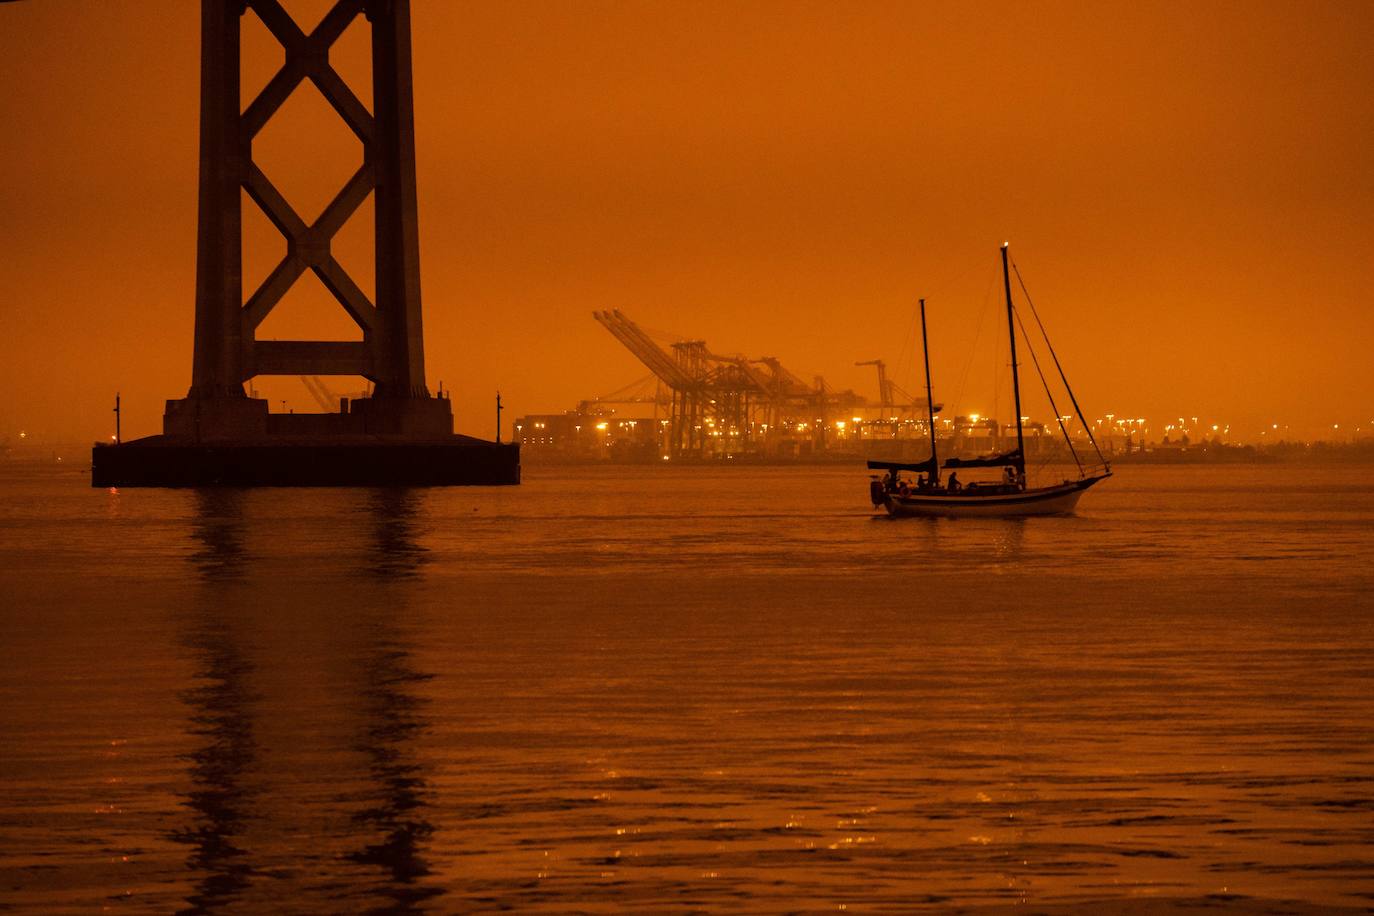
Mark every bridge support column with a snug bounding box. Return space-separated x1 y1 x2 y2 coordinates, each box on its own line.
96 0 519 484
163 0 451 442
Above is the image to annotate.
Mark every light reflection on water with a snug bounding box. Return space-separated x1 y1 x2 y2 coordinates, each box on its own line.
0 463 1372 911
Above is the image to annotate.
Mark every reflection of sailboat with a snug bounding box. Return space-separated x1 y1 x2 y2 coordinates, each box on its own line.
868 244 1111 517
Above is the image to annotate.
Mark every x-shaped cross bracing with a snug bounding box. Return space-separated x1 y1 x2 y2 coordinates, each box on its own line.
239 0 377 340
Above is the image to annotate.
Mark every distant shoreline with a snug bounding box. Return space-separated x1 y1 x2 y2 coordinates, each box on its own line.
522 451 1374 468
3 440 1372 471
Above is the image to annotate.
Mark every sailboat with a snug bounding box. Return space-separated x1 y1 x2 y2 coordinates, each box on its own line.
867 244 1111 518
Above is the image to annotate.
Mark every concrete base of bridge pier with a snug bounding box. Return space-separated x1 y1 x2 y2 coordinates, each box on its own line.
95 394 517 486
92 435 520 487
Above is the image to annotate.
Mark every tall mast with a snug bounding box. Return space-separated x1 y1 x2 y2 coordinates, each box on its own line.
919 298 939 484
1001 243 1026 478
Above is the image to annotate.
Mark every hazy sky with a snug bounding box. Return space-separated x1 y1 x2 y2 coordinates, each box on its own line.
2 0 1371 442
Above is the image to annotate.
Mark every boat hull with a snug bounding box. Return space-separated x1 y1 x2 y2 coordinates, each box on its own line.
880 476 1106 518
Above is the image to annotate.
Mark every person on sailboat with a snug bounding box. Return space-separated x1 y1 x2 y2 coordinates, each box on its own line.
947 472 961 493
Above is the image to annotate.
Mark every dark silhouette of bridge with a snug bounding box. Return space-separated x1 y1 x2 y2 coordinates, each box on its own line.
93 0 519 486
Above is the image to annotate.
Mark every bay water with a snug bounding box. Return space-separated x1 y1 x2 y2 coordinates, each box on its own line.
1 463 1372 912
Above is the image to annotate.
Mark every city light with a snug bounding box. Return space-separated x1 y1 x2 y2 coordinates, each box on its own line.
506 400 1359 461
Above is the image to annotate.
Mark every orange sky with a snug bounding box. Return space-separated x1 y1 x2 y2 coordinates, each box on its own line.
1 0 1371 443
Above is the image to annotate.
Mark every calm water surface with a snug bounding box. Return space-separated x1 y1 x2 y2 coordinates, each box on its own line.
1 463 1372 913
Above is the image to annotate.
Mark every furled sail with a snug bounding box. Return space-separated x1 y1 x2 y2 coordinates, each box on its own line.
943 448 1023 469
867 457 939 475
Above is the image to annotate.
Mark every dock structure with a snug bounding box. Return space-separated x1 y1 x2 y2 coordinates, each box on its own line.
93 0 518 486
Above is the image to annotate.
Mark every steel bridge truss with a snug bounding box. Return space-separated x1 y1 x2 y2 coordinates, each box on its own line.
190 0 429 395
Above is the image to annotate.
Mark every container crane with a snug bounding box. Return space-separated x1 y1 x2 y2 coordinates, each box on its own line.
855 359 937 418
855 360 892 412
593 310 868 457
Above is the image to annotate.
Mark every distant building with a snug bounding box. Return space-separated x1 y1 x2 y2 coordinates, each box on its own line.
513 412 661 462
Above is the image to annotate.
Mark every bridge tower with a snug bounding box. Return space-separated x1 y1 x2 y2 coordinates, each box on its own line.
94 0 519 484
164 0 451 440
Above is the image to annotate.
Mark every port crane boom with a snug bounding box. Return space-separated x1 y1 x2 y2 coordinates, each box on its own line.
592 310 866 457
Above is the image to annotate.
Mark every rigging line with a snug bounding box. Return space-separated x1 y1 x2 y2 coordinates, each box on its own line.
893 301 919 402
1011 260 1108 466
951 266 997 421
1013 306 1083 476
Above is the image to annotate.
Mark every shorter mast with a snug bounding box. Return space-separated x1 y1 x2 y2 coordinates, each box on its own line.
1001 243 1026 483
919 297 939 484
